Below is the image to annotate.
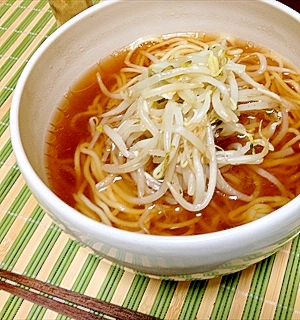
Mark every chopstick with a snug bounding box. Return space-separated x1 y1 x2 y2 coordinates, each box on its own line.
0 269 158 320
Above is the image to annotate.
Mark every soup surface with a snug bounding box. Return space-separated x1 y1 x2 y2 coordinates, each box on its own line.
46 33 300 235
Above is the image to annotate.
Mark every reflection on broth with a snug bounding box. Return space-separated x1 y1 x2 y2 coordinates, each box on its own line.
46 33 300 235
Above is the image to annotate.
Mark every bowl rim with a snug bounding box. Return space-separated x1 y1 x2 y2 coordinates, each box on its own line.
10 0 300 248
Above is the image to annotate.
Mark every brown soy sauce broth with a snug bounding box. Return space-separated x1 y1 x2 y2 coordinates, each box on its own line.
45 33 300 235
46 50 128 205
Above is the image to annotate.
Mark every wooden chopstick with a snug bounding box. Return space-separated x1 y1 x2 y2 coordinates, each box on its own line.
0 269 158 320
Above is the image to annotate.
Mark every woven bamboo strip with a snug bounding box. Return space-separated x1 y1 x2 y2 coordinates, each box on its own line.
42 309 60 320
227 265 256 319
164 281 190 319
0 291 11 309
13 300 35 320
196 277 222 318
84 259 112 297
290 253 300 319
260 242 292 319
0 235 12 262
292 293 300 320
0 124 9 140
110 271 135 306
138 278 162 315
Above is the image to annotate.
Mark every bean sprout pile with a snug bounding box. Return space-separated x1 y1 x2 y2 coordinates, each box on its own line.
94 38 286 211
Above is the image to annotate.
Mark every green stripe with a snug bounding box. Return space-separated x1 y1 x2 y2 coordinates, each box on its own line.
71 253 101 294
242 255 276 319
1 205 45 269
123 274 150 311
0 86 14 109
0 296 23 320
96 265 124 301
179 280 208 320
210 273 240 319
56 312 71 320
0 111 10 136
274 235 300 320
0 139 12 168
0 10 53 82
0 184 31 243
0 165 21 204
0 0 15 19
44 22 57 36
150 280 177 319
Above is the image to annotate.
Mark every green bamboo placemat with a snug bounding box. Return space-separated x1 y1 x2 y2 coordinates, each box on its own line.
1 1 300 319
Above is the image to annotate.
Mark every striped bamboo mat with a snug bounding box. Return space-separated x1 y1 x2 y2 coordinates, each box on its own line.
1 1 300 319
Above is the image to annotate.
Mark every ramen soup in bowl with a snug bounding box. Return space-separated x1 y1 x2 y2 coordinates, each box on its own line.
10 0 300 279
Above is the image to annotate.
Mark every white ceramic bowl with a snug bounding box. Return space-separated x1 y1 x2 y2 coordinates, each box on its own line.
10 0 300 280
